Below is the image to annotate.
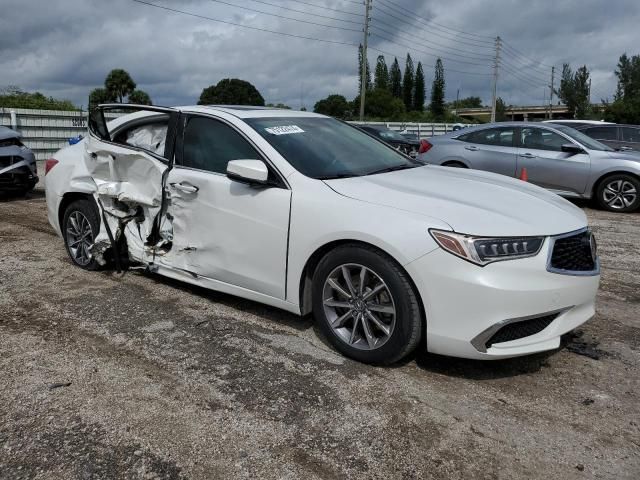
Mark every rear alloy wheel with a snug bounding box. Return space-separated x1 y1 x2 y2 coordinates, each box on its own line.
596 174 640 212
62 199 101 270
312 245 423 365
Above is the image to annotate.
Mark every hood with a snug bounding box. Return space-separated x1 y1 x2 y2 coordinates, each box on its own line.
606 150 640 163
324 165 587 236
0 126 21 141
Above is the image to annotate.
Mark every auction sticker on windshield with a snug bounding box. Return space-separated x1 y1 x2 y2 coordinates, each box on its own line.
265 125 305 135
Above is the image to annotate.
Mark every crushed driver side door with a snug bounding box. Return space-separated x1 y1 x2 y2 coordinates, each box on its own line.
85 105 179 264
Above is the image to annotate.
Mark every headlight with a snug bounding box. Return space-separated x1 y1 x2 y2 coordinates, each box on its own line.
430 229 545 266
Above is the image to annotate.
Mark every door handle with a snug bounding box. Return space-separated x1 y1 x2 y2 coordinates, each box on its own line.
171 182 199 193
519 153 536 158
464 146 478 151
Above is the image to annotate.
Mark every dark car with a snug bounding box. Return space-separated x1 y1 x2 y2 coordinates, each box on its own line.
355 125 422 157
0 126 38 194
575 124 640 152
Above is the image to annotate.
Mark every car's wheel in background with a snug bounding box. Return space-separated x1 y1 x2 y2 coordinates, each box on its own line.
442 161 467 168
596 174 640 212
62 199 101 270
312 244 423 365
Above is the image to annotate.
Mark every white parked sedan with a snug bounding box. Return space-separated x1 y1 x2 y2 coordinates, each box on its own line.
44 105 600 364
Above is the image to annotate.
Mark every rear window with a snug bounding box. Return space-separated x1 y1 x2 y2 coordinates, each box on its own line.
584 126 617 141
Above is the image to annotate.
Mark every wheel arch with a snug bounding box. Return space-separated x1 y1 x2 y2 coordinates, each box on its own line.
591 170 640 198
58 191 97 231
441 160 469 168
298 239 426 332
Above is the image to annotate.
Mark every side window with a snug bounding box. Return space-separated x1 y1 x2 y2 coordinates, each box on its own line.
123 122 168 155
182 117 260 174
621 127 640 143
460 128 514 147
584 126 617 141
521 128 566 151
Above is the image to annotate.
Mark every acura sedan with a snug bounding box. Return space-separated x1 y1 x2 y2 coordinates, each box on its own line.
418 122 640 212
45 105 599 364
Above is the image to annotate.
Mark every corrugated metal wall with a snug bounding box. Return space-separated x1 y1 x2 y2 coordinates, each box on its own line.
0 108 121 161
0 107 456 161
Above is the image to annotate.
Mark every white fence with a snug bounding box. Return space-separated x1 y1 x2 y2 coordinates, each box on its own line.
350 121 458 138
0 107 457 160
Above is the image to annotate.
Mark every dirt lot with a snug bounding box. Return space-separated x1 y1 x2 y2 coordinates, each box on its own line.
0 190 638 480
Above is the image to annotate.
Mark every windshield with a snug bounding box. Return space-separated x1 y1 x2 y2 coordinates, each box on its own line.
246 117 419 179
554 125 614 152
376 129 407 141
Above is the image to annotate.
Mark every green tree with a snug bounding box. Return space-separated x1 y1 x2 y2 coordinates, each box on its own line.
105 69 136 103
452 96 483 109
358 44 372 94
495 97 507 121
198 79 265 106
128 89 152 105
402 54 415 111
265 103 291 109
374 55 389 91
352 89 405 119
413 62 426 112
313 94 350 118
605 53 640 123
558 63 590 118
390 57 402 99
88 88 114 109
0 86 77 111
429 58 446 119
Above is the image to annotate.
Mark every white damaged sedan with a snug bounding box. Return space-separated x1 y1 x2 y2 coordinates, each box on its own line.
45 105 600 364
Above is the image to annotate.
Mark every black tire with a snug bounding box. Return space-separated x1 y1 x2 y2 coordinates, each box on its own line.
595 173 640 213
312 244 423 365
62 198 102 270
442 161 467 168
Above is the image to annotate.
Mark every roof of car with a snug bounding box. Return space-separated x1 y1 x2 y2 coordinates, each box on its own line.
180 105 325 119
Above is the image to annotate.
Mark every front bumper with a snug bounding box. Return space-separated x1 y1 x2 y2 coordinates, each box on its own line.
405 239 600 359
0 148 38 191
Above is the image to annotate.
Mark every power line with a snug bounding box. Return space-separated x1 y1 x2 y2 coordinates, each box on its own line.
372 4 496 51
204 0 361 31
377 0 496 42
288 0 361 17
132 0 361 45
501 40 556 69
371 32 494 67
370 25 494 63
245 0 361 24
501 47 554 76
499 58 550 84
369 46 493 76
370 18 495 60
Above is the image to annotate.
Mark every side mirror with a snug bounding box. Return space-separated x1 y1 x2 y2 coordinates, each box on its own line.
561 143 584 154
226 159 269 184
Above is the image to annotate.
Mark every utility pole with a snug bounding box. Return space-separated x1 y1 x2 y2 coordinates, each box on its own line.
548 66 555 119
490 36 501 123
359 0 372 121
455 88 460 115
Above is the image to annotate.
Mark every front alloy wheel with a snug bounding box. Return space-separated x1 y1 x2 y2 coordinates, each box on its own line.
312 244 423 365
322 264 396 351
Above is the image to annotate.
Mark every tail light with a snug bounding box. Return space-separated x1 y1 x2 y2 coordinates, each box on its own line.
418 139 432 154
45 158 59 175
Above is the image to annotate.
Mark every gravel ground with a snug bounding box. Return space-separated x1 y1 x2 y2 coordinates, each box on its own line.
0 189 638 479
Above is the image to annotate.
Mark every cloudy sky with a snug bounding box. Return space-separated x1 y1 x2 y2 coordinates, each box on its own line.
2 0 638 110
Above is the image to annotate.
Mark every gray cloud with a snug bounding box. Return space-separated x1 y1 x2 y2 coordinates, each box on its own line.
1 0 637 109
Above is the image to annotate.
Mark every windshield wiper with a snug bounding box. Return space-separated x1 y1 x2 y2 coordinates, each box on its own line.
364 164 418 176
317 172 361 180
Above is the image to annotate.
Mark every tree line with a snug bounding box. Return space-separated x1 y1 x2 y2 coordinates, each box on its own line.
314 49 448 121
